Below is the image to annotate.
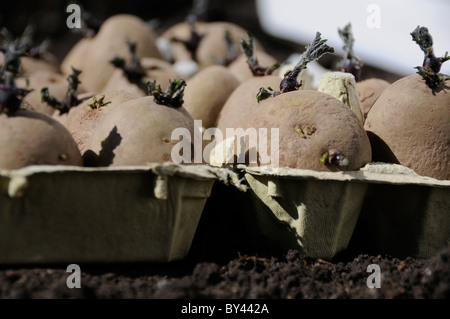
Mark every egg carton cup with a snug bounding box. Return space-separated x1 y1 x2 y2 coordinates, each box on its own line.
235 163 450 259
0 163 233 264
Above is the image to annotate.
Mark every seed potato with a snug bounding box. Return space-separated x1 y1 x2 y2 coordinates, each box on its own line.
85 96 195 166
364 74 449 180
184 65 240 130
247 90 372 171
216 75 282 131
0 110 82 169
356 78 390 119
60 14 161 93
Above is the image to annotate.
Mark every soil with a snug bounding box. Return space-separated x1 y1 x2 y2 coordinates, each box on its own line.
0 0 448 306
1 247 449 299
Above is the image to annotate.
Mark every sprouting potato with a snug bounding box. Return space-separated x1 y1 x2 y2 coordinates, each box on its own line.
218 32 371 171
365 75 449 180
60 14 161 93
216 75 281 132
364 26 450 180
64 90 140 156
228 50 279 83
249 89 372 171
84 79 195 167
161 21 264 71
102 41 180 97
0 42 82 169
216 33 281 131
15 71 69 116
1 52 59 75
0 25 59 75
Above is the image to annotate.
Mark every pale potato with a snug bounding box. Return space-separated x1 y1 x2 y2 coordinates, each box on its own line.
247 90 372 171
60 14 162 93
85 96 195 166
0 110 82 169
356 78 390 119
184 65 240 130
365 74 450 180
161 21 264 71
227 50 279 83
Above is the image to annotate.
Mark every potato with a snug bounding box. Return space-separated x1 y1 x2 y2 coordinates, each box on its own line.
15 70 78 116
1 51 59 75
0 110 82 169
364 74 449 180
161 21 263 70
227 50 279 83
60 37 92 76
84 96 195 166
246 90 372 171
216 75 282 131
356 78 390 119
184 65 240 130
64 90 140 155
60 14 161 93
102 57 181 97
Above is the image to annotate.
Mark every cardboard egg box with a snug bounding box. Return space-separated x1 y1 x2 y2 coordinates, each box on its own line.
0 162 448 264
231 163 449 259
0 163 227 264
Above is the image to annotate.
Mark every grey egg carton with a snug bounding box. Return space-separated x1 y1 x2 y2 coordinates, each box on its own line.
0 162 448 264
0 163 225 264
234 163 450 259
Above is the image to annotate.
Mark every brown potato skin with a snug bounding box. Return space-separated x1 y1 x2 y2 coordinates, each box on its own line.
184 65 240 130
16 71 75 116
216 75 282 132
102 57 181 97
247 90 372 171
85 97 195 166
356 78 390 119
60 38 92 76
0 110 82 169
364 74 450 180
1 52 59 74
61 14 161 93
63 90 140 155
227 50 279 83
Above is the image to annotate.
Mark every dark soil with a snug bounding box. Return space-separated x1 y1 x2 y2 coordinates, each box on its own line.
1 247 449 299
1 246 449 301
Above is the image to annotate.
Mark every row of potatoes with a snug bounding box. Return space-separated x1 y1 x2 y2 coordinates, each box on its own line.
0 14 448 180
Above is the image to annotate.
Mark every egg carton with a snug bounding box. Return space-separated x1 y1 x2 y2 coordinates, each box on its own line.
1 162 447 264
0 163 227 264
234 163 450 259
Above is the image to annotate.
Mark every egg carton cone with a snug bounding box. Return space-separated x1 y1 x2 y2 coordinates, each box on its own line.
0 163 230 264
235 163 450 259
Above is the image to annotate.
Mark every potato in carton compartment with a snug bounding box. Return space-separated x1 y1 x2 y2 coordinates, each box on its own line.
235 163 450 259
0 163 223 264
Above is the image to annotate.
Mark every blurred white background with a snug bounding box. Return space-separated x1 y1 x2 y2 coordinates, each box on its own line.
256 0 450 76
